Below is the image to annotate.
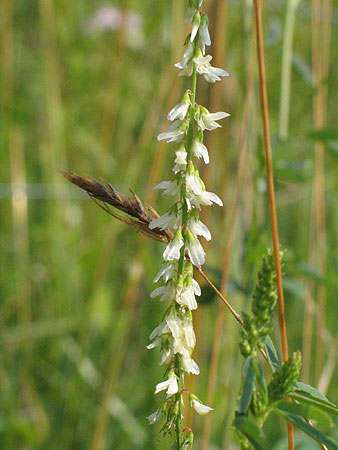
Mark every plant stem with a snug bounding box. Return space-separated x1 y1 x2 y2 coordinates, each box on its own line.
175 59 197 450
253 1 294 448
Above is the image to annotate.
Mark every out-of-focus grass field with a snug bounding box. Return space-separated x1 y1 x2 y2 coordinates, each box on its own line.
1 0 337 449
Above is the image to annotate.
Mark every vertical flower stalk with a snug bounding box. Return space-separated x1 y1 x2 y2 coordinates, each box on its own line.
147 1 229 447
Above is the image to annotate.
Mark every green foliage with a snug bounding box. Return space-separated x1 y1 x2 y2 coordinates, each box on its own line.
234 253 338 450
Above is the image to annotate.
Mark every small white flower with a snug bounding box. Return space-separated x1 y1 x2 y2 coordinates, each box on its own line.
177 60 194 77
199 16 211 47
188 216 211 241
175 41 194 69
153 180 180 196
160 347 173 365
149 212 179 230
183 317 196 348
190 12 201 42
147 409 162 425
149 321 169 340
150 284 175 302
166 311 183 340
167 102 190 122
176 284 198 310
186 172 203 195
191 190 223 208
157 119 185 143
192 139 209 164
155 373 178 397
191 399 214 415
186 232 205 266
154 264 175 283
192 278 201 296
173 147 187 174
146 337 162 350
181 353 200 374
163 229 184 261
193 54 229 83
196 110 230 131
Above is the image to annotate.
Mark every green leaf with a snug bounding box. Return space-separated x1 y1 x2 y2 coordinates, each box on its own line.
295 382 330 402
233 416 265 449
274 400 332 426
238 357 255 415
289 392 338 420
275 410 338 450
265 337 280 372
252 359 268 404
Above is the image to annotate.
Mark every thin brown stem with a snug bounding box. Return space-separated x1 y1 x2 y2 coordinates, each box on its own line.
253 1 294 448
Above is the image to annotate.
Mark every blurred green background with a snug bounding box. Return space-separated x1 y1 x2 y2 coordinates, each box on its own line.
1 0 337 449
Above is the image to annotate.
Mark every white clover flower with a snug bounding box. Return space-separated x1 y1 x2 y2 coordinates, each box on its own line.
150 284 175 302
153 180 180 196
192 138 209 164
186 171 203 195
183 317 196 349
163 228 184 261
190 12 201 42
186 231 205 266
146 337 162 350
191 399 214 415
175 41 194 69
166 310 183 340
193 53 229 83
147 409 162 425
177 60 194 78
191 190 223 208
199 15 211 48
195 109 230 131
173 147 187 174
176 283 198 310
160 346 173 365
157 119 186 143
149 320 169 341
155 372 178 397
149 212 175 230
188 216 211 241
192 278 201 296
167 92 191 121
181 353 200 375
154 264 176 283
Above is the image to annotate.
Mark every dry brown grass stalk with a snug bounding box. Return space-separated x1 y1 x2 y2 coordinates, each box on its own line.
253 0 294 448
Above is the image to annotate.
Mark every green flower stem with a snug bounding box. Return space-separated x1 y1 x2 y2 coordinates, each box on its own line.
175 57 197 449
177 63 197 276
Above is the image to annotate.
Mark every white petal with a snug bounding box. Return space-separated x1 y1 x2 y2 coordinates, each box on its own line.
166 312 182 340
149 321 168 340
192 399 214 415
146 337 162 350
200 23 211 46
187 237 205 266
147 409 162 425
182 354 200 374
186 173 203 195
149 212 176 230
192 140 209 164
192 279 201 296
189 218 211 241
163 236 184 261
167 102 189 121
